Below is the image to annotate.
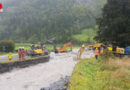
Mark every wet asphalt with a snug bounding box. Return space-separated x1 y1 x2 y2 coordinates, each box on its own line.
0 54 19 62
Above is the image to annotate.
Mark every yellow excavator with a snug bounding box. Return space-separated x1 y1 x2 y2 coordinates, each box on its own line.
77 43 125 59
26 38 59 56
26 44 48 56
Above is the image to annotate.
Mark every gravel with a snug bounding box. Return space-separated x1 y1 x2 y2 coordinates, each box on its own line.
0 49 93 90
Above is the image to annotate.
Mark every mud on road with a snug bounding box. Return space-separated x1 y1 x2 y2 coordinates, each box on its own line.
0 49 93 90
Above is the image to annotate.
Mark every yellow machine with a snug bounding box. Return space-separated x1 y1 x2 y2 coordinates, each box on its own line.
33 49 44 55
77 43 125 59
26 44 49 56
107 46 124 55
77 43 105 59
32 44 44 55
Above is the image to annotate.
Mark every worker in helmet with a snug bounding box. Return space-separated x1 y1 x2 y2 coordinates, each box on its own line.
94 48 99 60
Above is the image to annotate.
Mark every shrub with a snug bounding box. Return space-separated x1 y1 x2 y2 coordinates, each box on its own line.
0 40 15 52
104 49 114 58
102 49 114 63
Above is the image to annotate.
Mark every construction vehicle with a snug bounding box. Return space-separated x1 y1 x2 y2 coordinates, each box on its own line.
106 45 130 56
44 38 58 53
43 38 72 53
59 42 72 53
26 43 50 56
27 38 59 56
77 43 105 59
107 46 124 55
45 40 72 53
124 46 130 55
77 43 125 59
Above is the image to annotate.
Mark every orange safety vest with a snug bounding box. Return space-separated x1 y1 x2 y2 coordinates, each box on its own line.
100 49 104 55
94 49 99 55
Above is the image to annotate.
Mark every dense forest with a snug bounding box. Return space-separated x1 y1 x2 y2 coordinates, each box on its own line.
0 0 106 44
96 0 130 47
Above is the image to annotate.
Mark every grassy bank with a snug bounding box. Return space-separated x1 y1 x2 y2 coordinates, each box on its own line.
69 57 130 90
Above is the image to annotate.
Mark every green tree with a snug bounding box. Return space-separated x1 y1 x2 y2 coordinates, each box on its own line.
0 40 15 52
96 0 130 47
28 34 39 43
0 0 106 44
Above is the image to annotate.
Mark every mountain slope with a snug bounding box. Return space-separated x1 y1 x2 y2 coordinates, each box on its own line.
0 0 106 43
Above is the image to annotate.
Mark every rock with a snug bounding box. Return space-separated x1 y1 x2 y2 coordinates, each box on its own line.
41 76 69 90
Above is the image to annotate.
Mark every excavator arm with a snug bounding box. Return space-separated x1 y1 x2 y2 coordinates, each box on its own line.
77 43 106 59
41 38 72 53
59 42 72 52
44 38 57 52
77 42 125 59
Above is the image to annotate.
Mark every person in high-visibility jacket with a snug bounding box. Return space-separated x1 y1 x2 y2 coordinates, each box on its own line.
94 48 99 60
21 47 25 59
100 48 104 55
18 48 22 60
8 53 12 61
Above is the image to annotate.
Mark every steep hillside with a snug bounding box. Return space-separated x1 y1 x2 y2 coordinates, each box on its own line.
0 0 106 43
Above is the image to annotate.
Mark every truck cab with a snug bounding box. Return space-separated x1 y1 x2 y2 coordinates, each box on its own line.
125 46 130 55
